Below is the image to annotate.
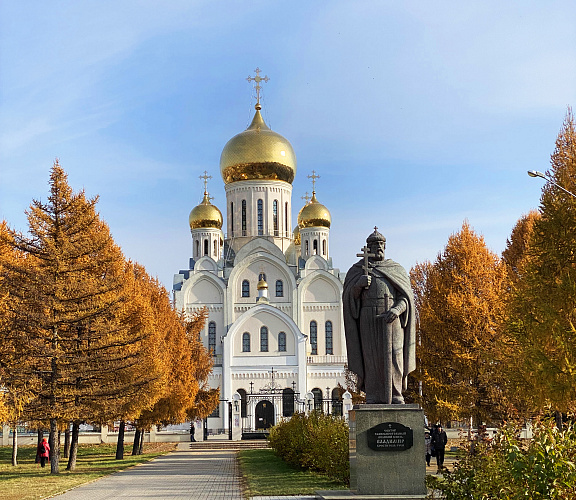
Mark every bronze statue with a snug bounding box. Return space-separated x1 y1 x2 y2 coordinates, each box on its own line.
343 228 416 404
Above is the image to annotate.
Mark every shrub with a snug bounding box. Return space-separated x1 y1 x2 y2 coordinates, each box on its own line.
268 411 349 483
428 418 576 499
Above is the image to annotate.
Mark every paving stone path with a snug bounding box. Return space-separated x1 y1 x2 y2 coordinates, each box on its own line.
52 444 243 500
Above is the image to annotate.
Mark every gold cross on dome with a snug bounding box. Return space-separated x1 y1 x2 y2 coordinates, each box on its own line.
301 192 310 204
307 170 320 192
199 170 212 194
246 67 269 105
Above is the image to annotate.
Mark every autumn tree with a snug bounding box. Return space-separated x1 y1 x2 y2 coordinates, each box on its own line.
411 222 509 426
4 161 153 473
508 110 576 416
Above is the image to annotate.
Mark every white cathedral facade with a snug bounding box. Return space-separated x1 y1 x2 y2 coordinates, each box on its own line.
173 80 348 436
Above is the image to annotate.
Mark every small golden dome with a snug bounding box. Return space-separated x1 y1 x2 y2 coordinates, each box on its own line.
293 225 301 245
189 193 223 230
257 277 268 290
220 107 297 185
298 192 331 229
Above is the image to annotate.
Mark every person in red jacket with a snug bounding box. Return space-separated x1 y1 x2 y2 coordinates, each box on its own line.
37 438 50 468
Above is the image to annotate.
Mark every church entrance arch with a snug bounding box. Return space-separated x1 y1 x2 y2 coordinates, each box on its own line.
255 400 274 429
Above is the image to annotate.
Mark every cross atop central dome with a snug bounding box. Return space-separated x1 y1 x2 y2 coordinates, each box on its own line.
219 69 297 185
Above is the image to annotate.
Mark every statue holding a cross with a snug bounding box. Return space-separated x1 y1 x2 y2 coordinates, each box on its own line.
343 228 416 404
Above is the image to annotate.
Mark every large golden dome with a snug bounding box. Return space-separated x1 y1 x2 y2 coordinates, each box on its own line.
220 105 297 185
189 193 223 230
298 192 331 229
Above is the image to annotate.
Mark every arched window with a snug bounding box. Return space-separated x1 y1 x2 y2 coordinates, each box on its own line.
230 202 234 236
208 321 216 355
204 239 209 256
310 321 318 355
273 200 278 236
278 331 286 352
312 388 323 412
241 200 247 236
285 202 289 235
283 388 295 417
213 239 217 255
275 280 283 297
237 388 247 418
242 280 250 297
305 240 309 256
242 332 250 352
325 321 333 355
313 239 318 254
195 240 199 258
331 388 343 416
257 199 263 235
260 326 268 352
322 239 326 255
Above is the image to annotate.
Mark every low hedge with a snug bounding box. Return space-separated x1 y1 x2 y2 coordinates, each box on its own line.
268 411 349 483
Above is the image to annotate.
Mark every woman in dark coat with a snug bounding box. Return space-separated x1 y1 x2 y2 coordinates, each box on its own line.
431 425 448 472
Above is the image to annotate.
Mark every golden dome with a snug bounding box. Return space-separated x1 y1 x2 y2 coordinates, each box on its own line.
298 192 331 229
257 277 268 290
293 225 301 245
220 106 297 185
189 193 223 230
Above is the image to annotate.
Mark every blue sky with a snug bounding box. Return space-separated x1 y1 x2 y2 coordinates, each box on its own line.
1 1 575 291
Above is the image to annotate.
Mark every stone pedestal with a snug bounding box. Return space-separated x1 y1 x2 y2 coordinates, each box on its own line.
348 404 426 499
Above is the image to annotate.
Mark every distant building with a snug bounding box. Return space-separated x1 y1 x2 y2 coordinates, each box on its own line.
173 74 347 436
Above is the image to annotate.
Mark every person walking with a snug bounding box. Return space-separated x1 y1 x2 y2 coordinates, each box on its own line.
425 431 432 467
37 437 50 468
432 425 448 472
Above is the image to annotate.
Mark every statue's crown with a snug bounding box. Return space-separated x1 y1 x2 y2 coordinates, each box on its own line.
366 227 386 244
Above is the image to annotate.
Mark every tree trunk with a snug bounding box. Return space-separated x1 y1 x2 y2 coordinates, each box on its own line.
63 427 70 458
138 426 144 455
49 418 60 474
555 411 563 431
37 428 44 449
66 421 80 471
11 425 17 466
115 420 125 460
132 428 141 455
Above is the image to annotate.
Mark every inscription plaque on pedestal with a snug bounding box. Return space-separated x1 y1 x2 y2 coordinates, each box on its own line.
367 421 413 452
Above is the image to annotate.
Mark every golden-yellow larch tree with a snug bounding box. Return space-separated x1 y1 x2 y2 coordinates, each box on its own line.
508 110 576 416
411 222 509 426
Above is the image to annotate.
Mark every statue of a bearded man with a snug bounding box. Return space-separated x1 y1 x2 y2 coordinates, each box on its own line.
343 228 416 404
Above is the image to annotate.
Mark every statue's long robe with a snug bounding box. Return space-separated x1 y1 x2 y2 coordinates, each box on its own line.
343 259 416 403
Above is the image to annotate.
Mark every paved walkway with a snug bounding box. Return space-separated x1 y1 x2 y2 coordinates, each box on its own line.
52 443 243 500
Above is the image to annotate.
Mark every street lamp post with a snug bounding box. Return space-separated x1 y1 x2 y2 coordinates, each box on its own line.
527 170 576 199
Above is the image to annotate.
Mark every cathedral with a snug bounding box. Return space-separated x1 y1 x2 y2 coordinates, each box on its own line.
173 71 348 437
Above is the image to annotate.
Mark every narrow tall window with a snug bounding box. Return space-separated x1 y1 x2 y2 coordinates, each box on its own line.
313 239 318 254
257 199 263 235
208 321 216 355
242 280 250 297
305 240 309 256
322 239 326 255
310 321 318 355
195 240 199 258
283 388 295 417
213 239 217 256
260 326 268 352
285 202 288 235
242 200 247 236
238 388 247 417
278 331 286 352
230 202 234 237
242 332 250 352
325 321 333 355
275 279 283 297
204 239 209 256
273 200 278 236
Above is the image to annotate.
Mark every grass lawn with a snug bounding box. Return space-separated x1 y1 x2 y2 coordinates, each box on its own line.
0 442 176 500
238 449 348 497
